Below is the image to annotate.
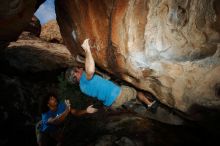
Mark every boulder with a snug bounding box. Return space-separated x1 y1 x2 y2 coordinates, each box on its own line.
24 15 41 37
2 32 74 72
40 20 63 44
55 0 220 121
0 0 45 48
62 111 211 145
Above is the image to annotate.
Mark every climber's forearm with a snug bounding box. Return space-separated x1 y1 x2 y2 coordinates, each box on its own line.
84 47 95 80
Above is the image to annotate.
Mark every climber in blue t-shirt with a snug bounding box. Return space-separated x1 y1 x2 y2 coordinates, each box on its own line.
65 39 157 109
36 92 97 146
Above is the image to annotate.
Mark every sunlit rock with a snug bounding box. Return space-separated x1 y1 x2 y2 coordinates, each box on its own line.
2 32 74 72
40 20 63 44
56 0 220 121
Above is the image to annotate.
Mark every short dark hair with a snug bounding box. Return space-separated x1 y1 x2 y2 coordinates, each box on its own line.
65 67 78 84
40 92 59 114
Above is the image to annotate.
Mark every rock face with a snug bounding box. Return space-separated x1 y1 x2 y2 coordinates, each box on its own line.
2 32 74 73
24 15 41 37
62 111 213 146
40 20 63 43
56 0 220 120
0 0 45 48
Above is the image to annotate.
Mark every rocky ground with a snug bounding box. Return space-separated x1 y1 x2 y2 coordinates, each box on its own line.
61 110 216 146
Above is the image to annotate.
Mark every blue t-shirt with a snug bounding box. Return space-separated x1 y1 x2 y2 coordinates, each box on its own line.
80 72 121 106
40 103 66 132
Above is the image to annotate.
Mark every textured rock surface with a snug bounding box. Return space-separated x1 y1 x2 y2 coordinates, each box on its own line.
2 32 74 72
62 111 213 146
40 20 63 43
56 0 220 120
0 0 45 48
24 15 41 37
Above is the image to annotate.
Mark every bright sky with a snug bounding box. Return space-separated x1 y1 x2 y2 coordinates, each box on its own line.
35 0 56 24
